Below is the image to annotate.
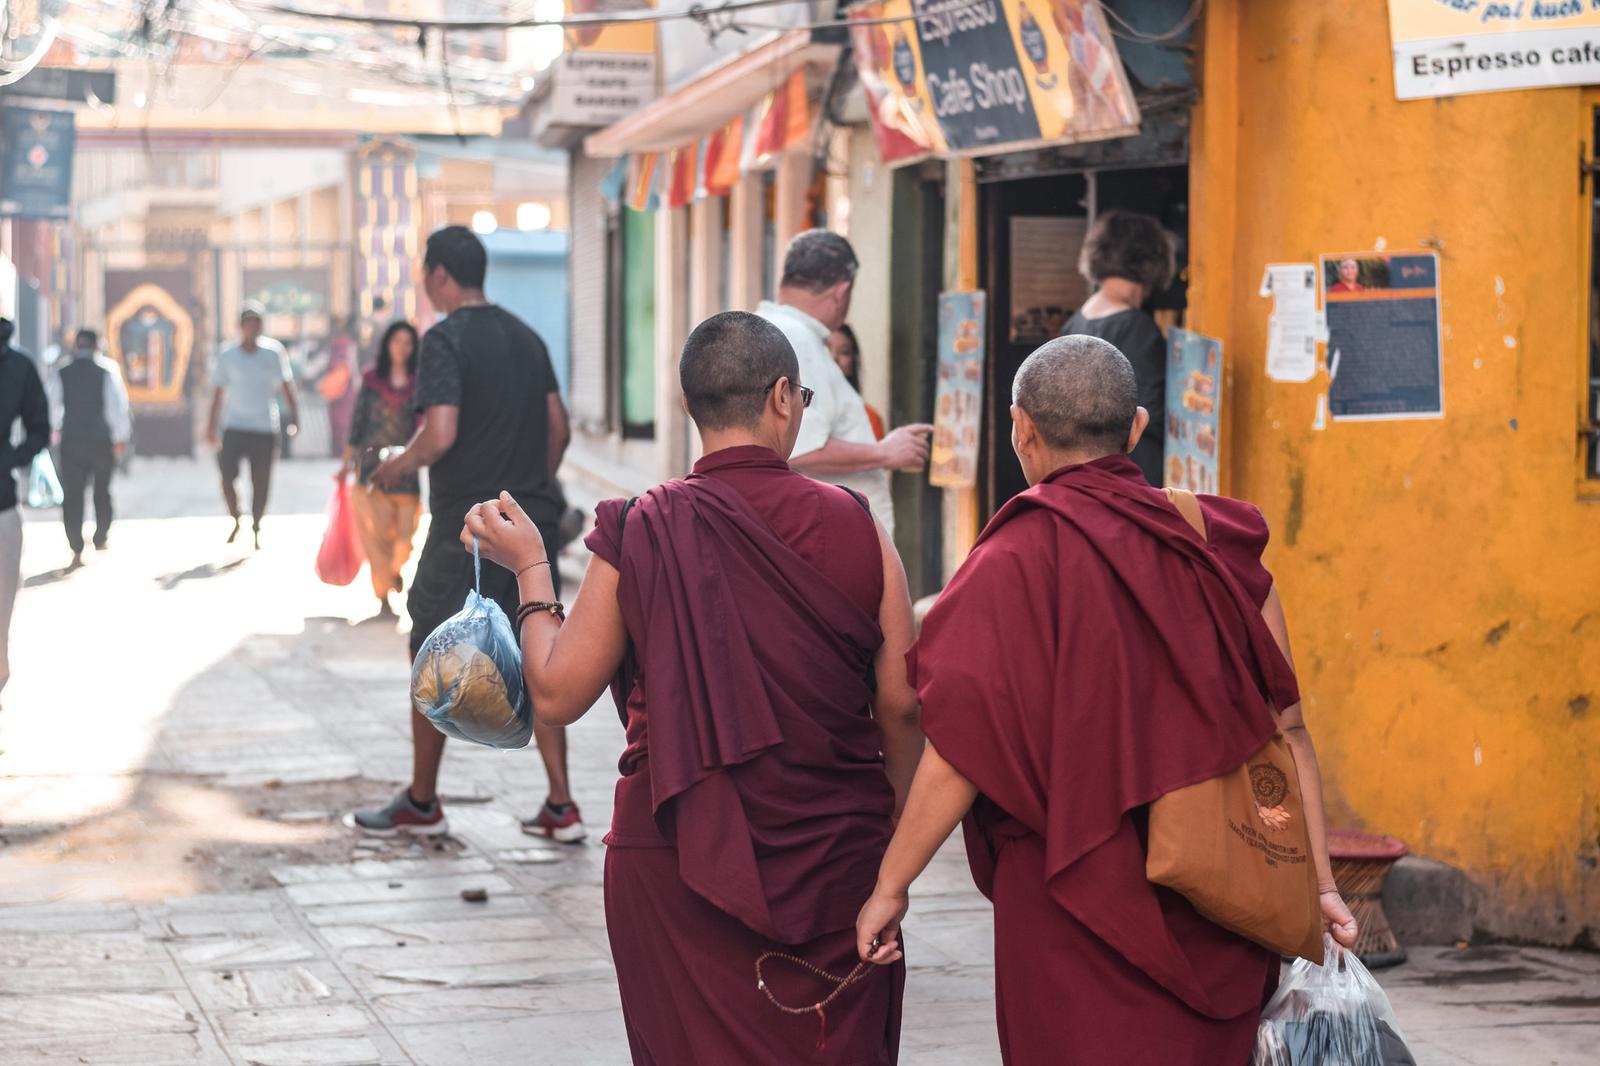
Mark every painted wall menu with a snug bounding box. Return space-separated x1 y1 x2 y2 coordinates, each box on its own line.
1320 252 1443 421
930 290 986 489
1164 327 1222 495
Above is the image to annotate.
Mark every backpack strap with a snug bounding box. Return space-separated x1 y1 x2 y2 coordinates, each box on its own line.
614 497 641 723
1163 487 1208 542
840 487 872 515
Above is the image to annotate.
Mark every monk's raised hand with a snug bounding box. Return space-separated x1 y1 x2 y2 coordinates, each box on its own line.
855 890 907 965
1320 888 1359 949
462 491 547 573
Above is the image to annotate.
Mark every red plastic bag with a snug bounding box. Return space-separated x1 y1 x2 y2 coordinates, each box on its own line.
315 478 366 586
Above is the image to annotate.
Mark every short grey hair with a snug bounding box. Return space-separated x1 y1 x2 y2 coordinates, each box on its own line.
1078 209 1177 293
780 229 858 293
1012 335 1138 453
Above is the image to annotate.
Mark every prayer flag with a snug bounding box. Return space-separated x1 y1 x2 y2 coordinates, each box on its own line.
599 154 629 204
628 152 659 213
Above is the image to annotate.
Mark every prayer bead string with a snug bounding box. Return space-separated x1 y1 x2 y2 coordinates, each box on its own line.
754 949 875 1051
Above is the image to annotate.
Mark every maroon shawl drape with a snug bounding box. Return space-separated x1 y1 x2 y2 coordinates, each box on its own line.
912 456 1301 1021
610 473 894 945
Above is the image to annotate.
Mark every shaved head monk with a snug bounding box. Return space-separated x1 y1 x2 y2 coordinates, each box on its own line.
857 335 1357 1063
464 310 923 1064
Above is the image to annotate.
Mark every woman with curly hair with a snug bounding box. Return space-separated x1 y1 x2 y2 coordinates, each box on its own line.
1063 209 1177 486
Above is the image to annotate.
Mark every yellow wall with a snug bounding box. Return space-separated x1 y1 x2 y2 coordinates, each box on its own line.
1189 0 1600 942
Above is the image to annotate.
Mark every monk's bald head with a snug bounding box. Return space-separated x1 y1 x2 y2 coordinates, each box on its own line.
680 311 800 431
1012 335 1139 455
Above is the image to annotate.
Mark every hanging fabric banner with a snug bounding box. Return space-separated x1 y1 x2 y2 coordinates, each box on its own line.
628 152 659 213
848 0 1139 167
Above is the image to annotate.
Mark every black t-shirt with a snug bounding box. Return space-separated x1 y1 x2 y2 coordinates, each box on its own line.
1063 308 1166 487
414 304 563 523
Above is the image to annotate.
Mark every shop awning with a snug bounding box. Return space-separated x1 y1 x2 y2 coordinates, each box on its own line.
584 29 841 158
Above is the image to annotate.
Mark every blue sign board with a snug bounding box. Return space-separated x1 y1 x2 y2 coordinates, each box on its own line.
1 107 75 222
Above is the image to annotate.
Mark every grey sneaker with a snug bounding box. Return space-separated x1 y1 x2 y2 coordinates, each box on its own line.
346 789 448 836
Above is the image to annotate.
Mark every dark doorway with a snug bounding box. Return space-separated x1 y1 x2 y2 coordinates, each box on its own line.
977 164 1189 520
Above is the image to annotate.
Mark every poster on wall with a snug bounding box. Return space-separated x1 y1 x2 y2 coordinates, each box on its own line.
1320 252 1443 422
848 0 1140 166
1388 0 1600 100
1164 327 1222 495
930 290 986 489
1008 215 1087 343
0 107 75 221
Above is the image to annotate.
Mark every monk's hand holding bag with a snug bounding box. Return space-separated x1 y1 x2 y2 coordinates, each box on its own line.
1144 488 1325 964
410 536 532 749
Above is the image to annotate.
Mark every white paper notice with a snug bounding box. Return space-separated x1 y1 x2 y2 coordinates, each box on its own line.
1260 263 1319 383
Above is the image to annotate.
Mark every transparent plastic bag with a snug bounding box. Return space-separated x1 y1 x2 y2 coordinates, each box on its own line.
1253 937 1416 1066
410 537 531 749
27 452 63 509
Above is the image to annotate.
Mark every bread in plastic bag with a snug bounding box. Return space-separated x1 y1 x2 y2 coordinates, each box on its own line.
1254 936 1416 1066
410 537 531 749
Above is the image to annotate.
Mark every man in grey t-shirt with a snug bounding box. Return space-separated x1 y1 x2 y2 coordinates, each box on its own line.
206 303 299 549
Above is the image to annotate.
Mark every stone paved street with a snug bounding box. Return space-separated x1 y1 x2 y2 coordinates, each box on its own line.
0 457 1595 1065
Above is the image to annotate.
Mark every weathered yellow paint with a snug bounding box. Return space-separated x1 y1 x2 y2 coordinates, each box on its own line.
1188 0 1600 942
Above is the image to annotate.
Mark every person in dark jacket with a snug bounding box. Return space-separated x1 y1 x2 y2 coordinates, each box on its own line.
0 316 51 704
54 329 132 565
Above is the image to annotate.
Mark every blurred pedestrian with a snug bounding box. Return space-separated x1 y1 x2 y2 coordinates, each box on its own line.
340 321 422 618
828 324 886 439
460 311 922 1064
53 329 131 565
857 336 1356 1063
1062 209 1176 487
758 230 932 541
206 303 299 550
350 225 578 840
321 314 359 459
0 317 50 705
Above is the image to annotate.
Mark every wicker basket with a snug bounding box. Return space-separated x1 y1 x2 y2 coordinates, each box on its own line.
1328 829 1408 969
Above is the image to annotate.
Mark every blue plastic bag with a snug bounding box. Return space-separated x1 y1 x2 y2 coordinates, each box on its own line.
409 537 531 749
27 452 63 509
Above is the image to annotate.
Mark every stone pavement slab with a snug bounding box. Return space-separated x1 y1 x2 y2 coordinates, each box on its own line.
0 459 1593 1064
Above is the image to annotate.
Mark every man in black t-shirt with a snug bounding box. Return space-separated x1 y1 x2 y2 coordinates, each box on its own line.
350 226 585 842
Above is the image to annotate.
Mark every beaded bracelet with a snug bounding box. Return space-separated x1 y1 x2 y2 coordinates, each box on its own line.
516 600 566 626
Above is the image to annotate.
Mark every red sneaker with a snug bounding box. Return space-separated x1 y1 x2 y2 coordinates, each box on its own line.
346 789 448 836
521 801 588 843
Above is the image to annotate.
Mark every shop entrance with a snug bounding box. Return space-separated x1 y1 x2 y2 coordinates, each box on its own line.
977 164 1188 519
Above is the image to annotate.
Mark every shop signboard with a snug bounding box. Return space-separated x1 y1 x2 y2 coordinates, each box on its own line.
0 107 75 222
849 0 1139 166
546 0 658 129
1320 251 1443 422
1389 0 1600 100
1164 327 1222 495
930 290 986 489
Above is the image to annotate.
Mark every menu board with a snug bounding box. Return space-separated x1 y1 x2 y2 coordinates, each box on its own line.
930 290 986 489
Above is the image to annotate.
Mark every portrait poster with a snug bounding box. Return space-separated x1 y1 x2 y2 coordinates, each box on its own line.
930 290 986 489
0 107 75 222
1164 327 1222 495
1320 252 1443 422
848 0 1139 167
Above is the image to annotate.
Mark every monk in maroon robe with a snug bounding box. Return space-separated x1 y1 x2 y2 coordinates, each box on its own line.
464 310 924 1064
856 335 1358 1064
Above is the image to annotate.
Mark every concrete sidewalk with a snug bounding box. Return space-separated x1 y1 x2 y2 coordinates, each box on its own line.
0 458 1592 1064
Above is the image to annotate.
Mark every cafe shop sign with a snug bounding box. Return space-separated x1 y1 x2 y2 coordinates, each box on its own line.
848 0 1140 165
1389 0 1600 100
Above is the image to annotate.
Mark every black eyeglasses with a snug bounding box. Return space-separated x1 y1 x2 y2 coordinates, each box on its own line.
764 380 814 408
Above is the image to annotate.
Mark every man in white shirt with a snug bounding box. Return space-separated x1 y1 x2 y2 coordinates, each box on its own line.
756 230 930 539
54 329 132 565
206 303 299 550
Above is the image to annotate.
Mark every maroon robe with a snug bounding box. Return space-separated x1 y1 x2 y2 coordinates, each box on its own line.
585 446 904 1065
911 455 1301 1065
